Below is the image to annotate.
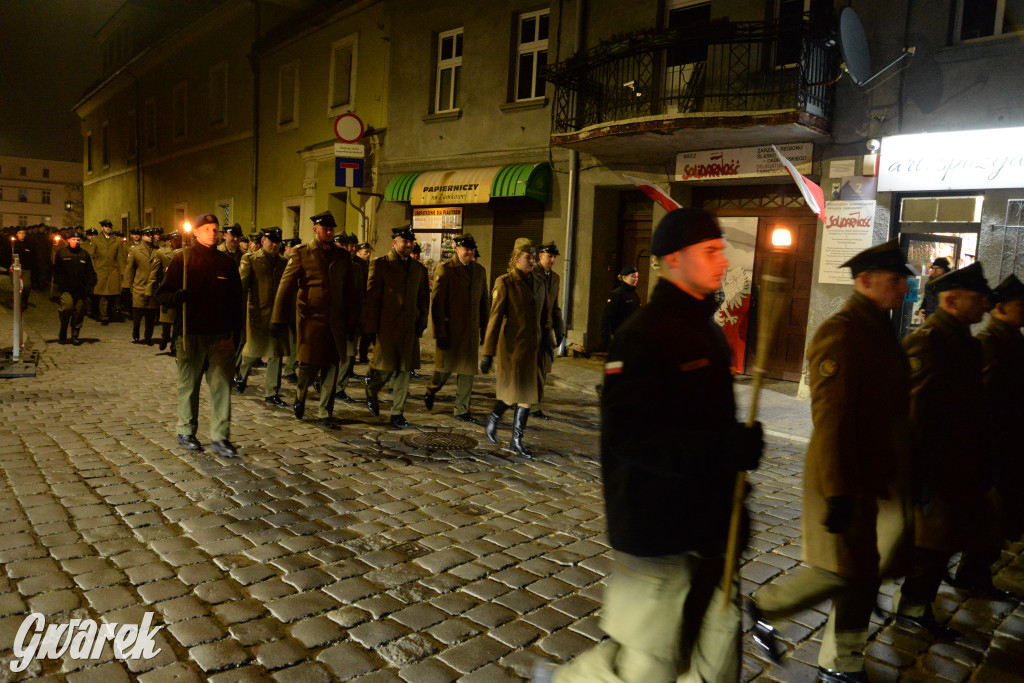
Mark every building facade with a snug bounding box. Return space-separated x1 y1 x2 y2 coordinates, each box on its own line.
0 156 82 228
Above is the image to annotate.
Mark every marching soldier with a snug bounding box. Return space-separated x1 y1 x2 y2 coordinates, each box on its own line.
218 224 245 268
281 237 301 382
748 241 915 683
156 213 243 457
124 227 160 344
148 232 180 353
892 262 992 638
90 219 127 325
53 229 97 345
533 241 565 419
600 265 642 349
364 226 430 428
334 237 370 404
424 234 489 422
270 211 359 429
236 228 289 408
355 241 373 363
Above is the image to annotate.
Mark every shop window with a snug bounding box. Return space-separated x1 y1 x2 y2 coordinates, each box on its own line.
172 82 187 141
515 10 548 101
278 61 299 130
435 28 463 113
209 62 228 128
955 0 1024 41
328 34 357 114
41 190 50 205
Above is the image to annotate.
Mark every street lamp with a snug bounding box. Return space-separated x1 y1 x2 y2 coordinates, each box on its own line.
770 227 792 248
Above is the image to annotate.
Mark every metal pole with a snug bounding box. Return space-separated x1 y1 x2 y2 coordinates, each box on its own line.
11 255 22 362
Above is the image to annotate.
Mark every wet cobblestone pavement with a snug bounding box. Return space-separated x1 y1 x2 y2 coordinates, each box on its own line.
2 294 1024 681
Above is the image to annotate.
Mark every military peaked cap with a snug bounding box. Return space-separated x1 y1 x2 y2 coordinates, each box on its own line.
929 261 991 295
839 239 916 277
650 208 723 256
238 234 250 244
311 211 337 228
538 241 560 256
932 257 951 271
85 228 98 236
99 219 113 228
620 265 639 276
453 234 477 249
990 274 1024 304
129 227 143 235
357 241 371 250
391 225 415 241
262 228 283 243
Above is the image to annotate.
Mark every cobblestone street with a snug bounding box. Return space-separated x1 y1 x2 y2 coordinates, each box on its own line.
2 292 1024 682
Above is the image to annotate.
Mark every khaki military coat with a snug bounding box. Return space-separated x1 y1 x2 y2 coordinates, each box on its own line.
431 257 489 375
240 250 288 359
147 244 176 324
537 268 565 375
218 242 244 270
483 268 552 405
124 242 158 309
271 241 358 366
904 308 990 553
802 292 913 579
90 234 127 296
364 249 429 372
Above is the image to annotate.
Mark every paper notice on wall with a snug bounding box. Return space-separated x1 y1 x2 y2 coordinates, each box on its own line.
818 200 877 284
828 159 856 178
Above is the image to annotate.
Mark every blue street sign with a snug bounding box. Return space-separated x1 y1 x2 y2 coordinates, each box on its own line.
335 157 364 188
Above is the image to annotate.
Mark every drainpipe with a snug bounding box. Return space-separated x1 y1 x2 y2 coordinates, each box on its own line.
560 0 585 353
131 70 142 228
249 0 261 230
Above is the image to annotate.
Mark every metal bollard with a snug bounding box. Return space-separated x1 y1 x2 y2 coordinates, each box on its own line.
11 255 22 362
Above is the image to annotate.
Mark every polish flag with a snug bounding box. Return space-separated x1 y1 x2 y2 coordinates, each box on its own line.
771 145 826 224
623 175 681 213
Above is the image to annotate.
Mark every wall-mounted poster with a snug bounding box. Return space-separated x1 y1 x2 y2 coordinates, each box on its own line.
818 200 876 284
716 217 757 373
412 207 463 285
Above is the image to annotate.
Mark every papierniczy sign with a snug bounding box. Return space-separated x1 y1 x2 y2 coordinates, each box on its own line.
675 143 812 181
11 613 164 672
878 127 1024 191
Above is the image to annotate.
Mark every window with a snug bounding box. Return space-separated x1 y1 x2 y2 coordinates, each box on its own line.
41 190 50 205
515 10 549 101
86 131 93 173
18 189 27 202
172 82 188 140
143 207 154 228
18 216 28 227
328 34 358 114
19 167 26 176
42 168 49 178
0 189 3 200
143 97 156 150
278 61 299 129
127 109 137 159
435 28 463 113
216 198 233 226
956 0 1024 40
209 62 228 127
121 214 129 231
102 122 110 167
773 0 808 66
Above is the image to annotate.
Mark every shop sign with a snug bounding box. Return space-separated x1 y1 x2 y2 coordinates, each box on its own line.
412 168 502 205
878 127 1024 191
412 207 463 232
675 143 812 181
818 200 876 285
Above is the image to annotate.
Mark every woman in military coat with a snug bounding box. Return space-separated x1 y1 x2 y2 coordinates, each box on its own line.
124 228 160 343
480 238 552 458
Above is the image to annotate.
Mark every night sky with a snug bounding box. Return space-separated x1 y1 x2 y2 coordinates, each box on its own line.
0 0 124 162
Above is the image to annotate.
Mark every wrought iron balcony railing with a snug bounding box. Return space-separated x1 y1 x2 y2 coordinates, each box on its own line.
544 18 838 135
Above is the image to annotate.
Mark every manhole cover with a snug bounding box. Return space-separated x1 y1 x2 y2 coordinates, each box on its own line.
404 433 478 451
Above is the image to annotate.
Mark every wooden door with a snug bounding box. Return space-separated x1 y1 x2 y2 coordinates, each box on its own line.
618 191 653 305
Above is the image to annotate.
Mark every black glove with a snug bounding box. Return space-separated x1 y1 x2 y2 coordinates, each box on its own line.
733 422 764 471
479 355 493 373
436 337 450 350
824 495 856 534
172 289 188 305
270 322 286 338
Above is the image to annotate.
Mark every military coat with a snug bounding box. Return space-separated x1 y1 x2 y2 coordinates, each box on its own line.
147 244 176 324
124 242 159 309
431 256 489 375
240 250 288 359
483 268 552 405
90 234 125 295
904 308 990 553
802 292 912 579
537 268 564 375
271 241 358 366
363 249 429 372
218 243 244 269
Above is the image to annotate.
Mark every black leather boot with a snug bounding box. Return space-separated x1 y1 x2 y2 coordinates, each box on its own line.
485 401 508 444
510 405 532 458
58 311 70 343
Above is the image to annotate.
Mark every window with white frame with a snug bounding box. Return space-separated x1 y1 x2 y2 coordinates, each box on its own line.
86 131 93 173
127 110 137 159
143 98 156 150
515 10 549 101
209 61 228 127
144 207 154 228
102 122 110 168
435 28 463 113
42 190 50 205
955 0 1023 41
278 61 299 129
329 34 358 114
216 199 233 226
172 82 188 141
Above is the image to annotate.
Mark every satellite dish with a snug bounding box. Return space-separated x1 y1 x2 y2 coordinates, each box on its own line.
838 7 914 87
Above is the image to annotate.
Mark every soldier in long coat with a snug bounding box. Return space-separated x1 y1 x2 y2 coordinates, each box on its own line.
122 228 142 314
124 227 160 344
480 238 552 458
236 229 289 408
892 262 992 639
364 226 430 428
270 211 359 429
147 233 180 353
334 236 370 403
90 219 127 324
749 241 915 682
424 234 489 422
532 242 565 419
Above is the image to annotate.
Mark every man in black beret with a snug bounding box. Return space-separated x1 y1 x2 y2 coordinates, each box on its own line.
53 229 97 345
548 208 763 682
218 224 245 268
892 261 992 638
533 242 565 419
749 240 916 682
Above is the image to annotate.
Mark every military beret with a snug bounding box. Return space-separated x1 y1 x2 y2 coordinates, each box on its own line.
357 242 371 251
391 225 415 241
990 274 1024 304
620 265 639 276
66 229 84 239
929 261 991 295
513 237 535 253
262 228 283 243
99 219 113 228
412 242 422 254
650 208 723 256
932 257 951 272
85 228 98 236
453 234 477 249
538 242 560 256
840 239 916 277
311 211 337 228
195 214 220 229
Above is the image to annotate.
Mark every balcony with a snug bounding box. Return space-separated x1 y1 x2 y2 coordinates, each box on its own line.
544 18 838 164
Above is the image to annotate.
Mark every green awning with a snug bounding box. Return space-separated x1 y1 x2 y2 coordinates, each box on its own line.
383 163 551 205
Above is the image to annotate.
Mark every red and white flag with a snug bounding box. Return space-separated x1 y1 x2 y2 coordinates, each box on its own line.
771 145 826 224
623 175 681 213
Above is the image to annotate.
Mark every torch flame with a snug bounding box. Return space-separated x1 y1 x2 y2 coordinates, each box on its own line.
183 222 192 233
